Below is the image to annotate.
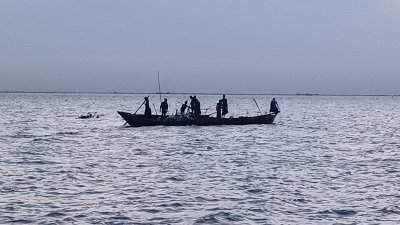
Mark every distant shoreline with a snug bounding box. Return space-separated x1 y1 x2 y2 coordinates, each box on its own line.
0 91 398 97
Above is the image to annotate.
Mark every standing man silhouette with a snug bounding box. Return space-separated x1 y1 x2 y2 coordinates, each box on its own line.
269 98 280 114
220 94 228 117
160 98 168 118
144 97 152 117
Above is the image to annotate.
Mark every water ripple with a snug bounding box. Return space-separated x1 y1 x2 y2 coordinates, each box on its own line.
1 94 400 224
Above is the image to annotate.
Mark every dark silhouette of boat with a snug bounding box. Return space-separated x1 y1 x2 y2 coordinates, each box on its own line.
117 111 277 127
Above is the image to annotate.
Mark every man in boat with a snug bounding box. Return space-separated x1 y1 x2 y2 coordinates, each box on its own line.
189 96 200 115
189 96 195 114
160 98 168 118
193 96 201 115
180 101 188 114
216 100 222 118
220 94 228 117
269 98 280 114
144 97 152 117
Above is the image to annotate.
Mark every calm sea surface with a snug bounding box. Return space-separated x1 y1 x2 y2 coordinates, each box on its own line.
0 93 399 225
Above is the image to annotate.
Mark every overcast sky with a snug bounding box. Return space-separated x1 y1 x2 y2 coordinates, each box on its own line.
1 0 399 95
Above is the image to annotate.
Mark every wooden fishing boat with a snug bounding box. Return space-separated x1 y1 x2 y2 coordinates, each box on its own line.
118 111 277 127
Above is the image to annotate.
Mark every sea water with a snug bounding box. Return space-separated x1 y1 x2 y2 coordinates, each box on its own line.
0 93 399 224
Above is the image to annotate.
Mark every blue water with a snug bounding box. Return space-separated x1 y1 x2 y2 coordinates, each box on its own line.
1 93 400 224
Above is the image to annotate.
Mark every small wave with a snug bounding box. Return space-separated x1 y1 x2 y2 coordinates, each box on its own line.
56 131 81 136
98 211 114 215
246 188 264 194
15 150 45 156
108 215 131 220
194 212 243 224
169 202 184 207
133 149 149 155
182 151 194 154
126 196 141 201
31 137 53 143
194 214 218 224
248 207 264 213
318 209 357 216
4 206 17 211
63 217 77 222
194 196 219 202
140 208 162 213
15 160 59 165
159 202 184 208
378 207 400 215
8 219 37 224
45 211 67 217
8 134 37 139
73 214 87 218
293 198 307 203
81 190 105 195
1 186 19 192
331 209 357 216
167 176 186 182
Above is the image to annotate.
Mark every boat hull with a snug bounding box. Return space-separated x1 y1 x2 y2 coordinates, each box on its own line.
193 114 276 126
118 112 192 127
118 111 276 127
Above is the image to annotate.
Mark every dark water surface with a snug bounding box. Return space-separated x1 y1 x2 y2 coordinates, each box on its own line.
1 93 399 224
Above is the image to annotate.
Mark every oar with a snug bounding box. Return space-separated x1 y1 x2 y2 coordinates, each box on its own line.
276 102 281 112
253 98 263 115
133 95 150 115
134 100 146 115
207 112 217 116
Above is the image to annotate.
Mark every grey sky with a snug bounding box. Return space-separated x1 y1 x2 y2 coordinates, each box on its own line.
1 0 399 94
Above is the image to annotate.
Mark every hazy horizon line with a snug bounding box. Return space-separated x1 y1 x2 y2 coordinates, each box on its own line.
0 90 399 97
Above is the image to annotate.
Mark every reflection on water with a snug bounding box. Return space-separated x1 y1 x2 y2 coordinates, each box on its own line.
1 93 400 224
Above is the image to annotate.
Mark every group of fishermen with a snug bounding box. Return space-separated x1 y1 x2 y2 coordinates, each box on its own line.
144 95 204 117
143 95 279 118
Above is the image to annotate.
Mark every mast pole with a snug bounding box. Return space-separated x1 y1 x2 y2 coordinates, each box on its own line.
158 70 162 103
